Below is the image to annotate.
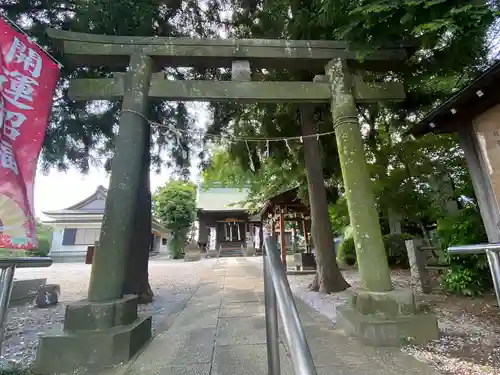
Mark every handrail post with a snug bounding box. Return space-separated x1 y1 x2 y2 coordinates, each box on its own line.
0 257 53 354
448 243 500 307
486 250 500 306
264 236 317 375
264 249 280 374
0 265 15 354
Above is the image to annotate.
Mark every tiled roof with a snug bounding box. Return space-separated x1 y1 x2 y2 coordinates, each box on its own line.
197 187 249 211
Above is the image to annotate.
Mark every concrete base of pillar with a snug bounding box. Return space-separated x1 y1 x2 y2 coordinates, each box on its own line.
34 296 152 374
337 288 439 346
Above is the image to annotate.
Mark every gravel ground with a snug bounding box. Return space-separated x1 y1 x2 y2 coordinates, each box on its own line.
1 257 218 367
4 256 500 374
283 266 500 375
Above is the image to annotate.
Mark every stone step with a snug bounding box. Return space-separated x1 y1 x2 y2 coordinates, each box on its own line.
219 248 243 258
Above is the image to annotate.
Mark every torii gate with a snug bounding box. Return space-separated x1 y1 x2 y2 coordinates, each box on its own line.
34 29 437 374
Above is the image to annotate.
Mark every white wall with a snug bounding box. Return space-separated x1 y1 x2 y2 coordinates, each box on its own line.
50 223 169 260
49 223 101 261
159 236 168 254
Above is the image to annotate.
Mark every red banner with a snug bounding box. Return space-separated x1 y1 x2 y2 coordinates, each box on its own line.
0 18 60 250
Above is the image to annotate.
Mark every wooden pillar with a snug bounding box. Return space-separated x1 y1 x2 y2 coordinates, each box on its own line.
457 124 500 242
279 207 287 267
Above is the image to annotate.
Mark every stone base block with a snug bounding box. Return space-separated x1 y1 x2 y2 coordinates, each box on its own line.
351 288 416 317
337 306 439 346
34 316 152 374
64 295 138 331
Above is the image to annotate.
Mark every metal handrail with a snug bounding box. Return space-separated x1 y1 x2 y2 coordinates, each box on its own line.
0 257 53 353
448 243 500 306
0 256 53 269
263 236 317 375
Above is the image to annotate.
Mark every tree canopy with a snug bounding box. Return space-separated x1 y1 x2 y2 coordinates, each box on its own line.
153 181 197 258
1 0 224 177
201 0 498 233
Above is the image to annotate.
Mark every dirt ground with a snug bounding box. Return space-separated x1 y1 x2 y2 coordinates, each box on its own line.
396 269 500 375
1 258 218 367
3 258 499 374
286 266 500 375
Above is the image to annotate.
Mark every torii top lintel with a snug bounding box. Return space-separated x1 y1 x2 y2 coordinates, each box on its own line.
47 28 408 71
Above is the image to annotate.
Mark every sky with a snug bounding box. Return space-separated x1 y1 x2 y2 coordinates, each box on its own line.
32 17 500 220
35 102 207 220
34 167 172 219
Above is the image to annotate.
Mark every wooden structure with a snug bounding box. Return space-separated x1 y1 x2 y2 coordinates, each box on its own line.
196 185 261 255
412 61 500 244
260 188 310 268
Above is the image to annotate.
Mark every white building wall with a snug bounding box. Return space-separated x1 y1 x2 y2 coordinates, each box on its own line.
49 222 101 262
48 219 170 261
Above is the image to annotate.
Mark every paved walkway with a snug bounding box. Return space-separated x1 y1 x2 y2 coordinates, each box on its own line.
118 258 439 375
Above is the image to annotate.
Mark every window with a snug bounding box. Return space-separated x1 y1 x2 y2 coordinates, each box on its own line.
74 228 100 245
162 238 167 246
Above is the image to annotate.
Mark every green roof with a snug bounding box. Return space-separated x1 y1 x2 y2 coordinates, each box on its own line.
197 187 249 211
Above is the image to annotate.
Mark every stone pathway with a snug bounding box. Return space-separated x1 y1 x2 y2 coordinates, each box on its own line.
117 257 440 375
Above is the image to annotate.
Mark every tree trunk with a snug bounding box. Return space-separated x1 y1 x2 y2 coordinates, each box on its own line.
122 123 154 304
300 105 350 293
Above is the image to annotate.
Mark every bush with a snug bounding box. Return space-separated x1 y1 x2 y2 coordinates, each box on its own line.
441 266 489 297
26 238 51 257
0 365 35 374
437 206 491 296
337 233 414 268
337 236 356 266
383 233 413 268
168 229 188 259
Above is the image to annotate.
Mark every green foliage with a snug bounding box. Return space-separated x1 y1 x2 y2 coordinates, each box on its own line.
0 364 35 374
329 197 349 235
153 181 196 257
168 230 190 259
201 0 498 244
337 233 414 268
337 236 356 266
1 0 223 177
26 222 53 257
27 238 51 257
0 370 32 375
202 147 320 213
437 206 488 249
383 233 414 268
437 206 491 296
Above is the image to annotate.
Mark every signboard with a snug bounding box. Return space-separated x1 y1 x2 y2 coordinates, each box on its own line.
0 18 60 249
209 227 217 250
254 227 260 249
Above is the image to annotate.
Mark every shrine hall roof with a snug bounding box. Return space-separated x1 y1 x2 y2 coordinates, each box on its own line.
196 186 250 212
412 60 500 136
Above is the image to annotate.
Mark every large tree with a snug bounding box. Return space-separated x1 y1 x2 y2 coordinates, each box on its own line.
0 0 223 301
201 0 497 292
154 181 197 258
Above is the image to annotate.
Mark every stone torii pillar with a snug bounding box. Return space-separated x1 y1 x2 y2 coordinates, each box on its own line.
325 59 439 346
34 54 153 374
